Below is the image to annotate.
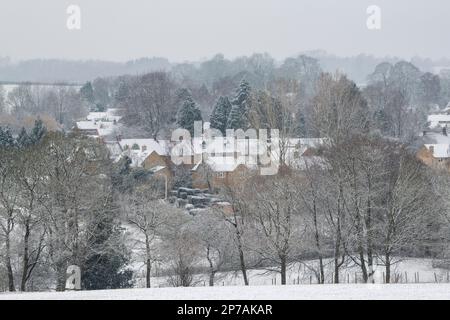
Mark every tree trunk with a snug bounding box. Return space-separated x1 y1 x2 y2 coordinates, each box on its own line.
280 255 287 285
233 218 249 286
312 199 324 284
209 271 216 287
5 234 15 292
146 259 151 288
206 246 216 286
20 221 30 291
385 253 391 284
145 234 151 288
56 262 67 292
334 214 342 284
365 184 375 284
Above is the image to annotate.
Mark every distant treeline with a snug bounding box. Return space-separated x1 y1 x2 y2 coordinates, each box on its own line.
1 51 450 84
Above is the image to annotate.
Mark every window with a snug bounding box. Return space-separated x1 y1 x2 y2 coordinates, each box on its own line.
216 172 225 179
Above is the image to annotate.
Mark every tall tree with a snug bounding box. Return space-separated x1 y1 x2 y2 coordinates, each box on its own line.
210 96 232 135
176 92 202 136
227 80 251 130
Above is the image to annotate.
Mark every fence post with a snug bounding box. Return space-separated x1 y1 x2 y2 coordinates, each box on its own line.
405 272 408 283
310 275 312 284
434 272 438 283
347 273 350 284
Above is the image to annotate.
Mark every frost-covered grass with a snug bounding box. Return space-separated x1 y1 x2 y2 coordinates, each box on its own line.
1 283 450 300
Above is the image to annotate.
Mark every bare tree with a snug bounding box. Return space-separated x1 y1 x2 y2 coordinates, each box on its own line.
122 186 178 288
122 72 176 139
378 146 439 282
16 146 47 291
0 149 19 291
188 211 235 286
243 170 305 285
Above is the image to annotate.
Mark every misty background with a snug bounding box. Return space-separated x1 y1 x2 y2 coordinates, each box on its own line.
0 0 449 83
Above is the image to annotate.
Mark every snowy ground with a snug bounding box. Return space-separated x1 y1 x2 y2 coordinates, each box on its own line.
1 283 449 300
132 258 450 288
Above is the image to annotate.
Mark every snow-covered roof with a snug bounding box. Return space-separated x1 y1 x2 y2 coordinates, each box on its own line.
428 114 450 128
75 109 123 138
75 121 98 131
117 139 170 167
119 139 169 155
86 109 122 122
75 120 119 137
425 144 450 159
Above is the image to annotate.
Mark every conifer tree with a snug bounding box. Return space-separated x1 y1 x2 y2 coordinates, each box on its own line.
210 96 232 135
176 91 203 135
227 79 251 130
0 126 15 148
30 119 47 144
16 127 32 148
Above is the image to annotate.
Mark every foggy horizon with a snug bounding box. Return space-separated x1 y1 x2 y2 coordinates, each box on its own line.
1 0 449 63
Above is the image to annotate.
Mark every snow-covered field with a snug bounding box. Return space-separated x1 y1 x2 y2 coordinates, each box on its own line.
1 283 449 300
131 258 450 288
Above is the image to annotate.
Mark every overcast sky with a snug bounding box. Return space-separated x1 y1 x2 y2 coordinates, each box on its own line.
0 0 448 62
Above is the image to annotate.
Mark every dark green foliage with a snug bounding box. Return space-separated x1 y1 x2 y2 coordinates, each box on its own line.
176 91 203 135
16 127 32 148
295 112 307 137
111 156 154 193
82 221 133 290
15 119 47 148
0 126 15 148
227 80 251 130
30 119 47 144
210 96 232 134
80 82 95 104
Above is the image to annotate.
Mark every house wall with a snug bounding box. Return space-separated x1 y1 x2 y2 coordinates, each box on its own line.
142 152 173 184
192 163 253 190
142 152 168 169
417 146 450 171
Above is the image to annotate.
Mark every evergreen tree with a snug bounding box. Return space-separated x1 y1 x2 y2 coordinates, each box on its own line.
0 126 15 148
227 105 244 130
227 79 251 130
176 92 203 135
29 119 47 144
82 219 133 290
16 127 32 148
175 88 193 106
210 96 232 135
233 79 251 107
80 82 95 106
295 112 307 137
114 81 130 105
